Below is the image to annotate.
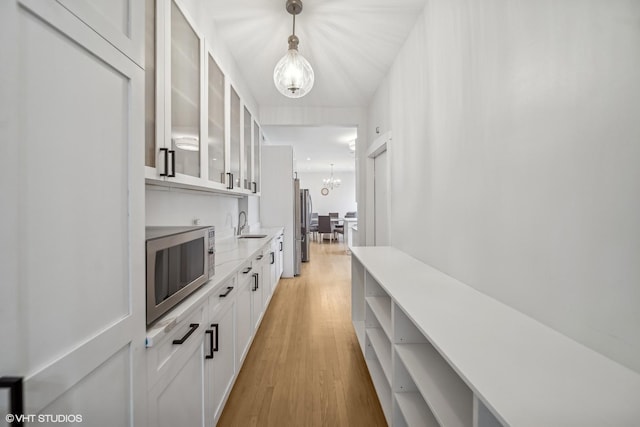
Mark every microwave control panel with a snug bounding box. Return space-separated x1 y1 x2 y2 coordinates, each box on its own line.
208 226 215 278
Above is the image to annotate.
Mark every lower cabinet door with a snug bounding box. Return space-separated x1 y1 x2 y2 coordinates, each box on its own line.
236 272 253 365
148 337 207 427
251 272 264 330
207 300 236 424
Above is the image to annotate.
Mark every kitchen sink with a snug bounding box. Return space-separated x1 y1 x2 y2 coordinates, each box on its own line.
238 234 268 239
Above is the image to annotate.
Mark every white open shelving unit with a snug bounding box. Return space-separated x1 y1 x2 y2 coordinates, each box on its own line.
351 246 640 427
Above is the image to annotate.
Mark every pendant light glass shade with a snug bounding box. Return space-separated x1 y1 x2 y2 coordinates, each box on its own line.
273 48 314 98
273 0 314 98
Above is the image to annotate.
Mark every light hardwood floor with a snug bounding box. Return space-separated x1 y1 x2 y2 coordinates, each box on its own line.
218 240 387 427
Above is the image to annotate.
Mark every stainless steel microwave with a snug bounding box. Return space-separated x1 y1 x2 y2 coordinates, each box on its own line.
146 226 215 325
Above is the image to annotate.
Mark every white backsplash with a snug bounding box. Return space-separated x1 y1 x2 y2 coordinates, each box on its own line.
146 185 240 240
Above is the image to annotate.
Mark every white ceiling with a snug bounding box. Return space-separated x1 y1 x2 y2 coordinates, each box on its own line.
205 0 426 174
262 125 357 172
205 0 427 108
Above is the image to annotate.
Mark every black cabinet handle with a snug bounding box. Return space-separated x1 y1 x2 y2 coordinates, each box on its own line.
242 267 252 274
252 273 258 291
219 286 234 297
172 323 199 345
0 377 23 426
270 252 275 265
211 323 219 352
252 182 257 193
256 255 263 260
160 148 169 177
279 241 283 251
205 330 214 359
226 172 233 190
168 150 176 177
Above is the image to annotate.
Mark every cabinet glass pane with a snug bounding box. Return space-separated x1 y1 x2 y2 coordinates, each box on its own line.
254 121 260 192
208 54 225 183
230 86 241 188
145 0 156 167
243 107 252 190
171 0 200 177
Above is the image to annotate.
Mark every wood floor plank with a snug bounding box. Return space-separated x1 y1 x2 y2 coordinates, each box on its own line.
218 241 387 427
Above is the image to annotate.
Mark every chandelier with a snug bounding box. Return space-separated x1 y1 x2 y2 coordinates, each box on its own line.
273 0 314 98
323 164 341 189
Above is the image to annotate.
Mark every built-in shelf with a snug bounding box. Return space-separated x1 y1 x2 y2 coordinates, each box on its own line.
366 296 392 339
366 328 392 385
366 356 391 424
395 393 439 427
351 246 640 427
396 343 472 427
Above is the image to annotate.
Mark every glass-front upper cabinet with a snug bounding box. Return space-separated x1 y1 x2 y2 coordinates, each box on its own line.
253 121 261 194
145 0 156 171
229 86 241 189
170 0 200 178
207 53 225 185
243 107 253 191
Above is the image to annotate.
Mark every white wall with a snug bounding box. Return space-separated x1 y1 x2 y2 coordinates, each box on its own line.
297 171 356 217
367 0 640 372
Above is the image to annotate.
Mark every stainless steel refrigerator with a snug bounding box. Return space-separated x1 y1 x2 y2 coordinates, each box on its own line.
294 178 302 275
300 188 312 262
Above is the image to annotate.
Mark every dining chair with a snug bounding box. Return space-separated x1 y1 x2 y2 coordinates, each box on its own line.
329 212 342 240
309 213 319 241
345 211 356 218
317 215 334 243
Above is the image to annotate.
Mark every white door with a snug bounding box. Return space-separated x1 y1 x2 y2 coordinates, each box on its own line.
374 149 390 246
1 0 145 423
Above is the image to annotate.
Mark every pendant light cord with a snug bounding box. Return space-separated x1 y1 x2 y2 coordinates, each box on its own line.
292 13 296 36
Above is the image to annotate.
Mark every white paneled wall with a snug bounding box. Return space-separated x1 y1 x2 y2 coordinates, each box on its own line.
297 171 356 217
367 0 640 373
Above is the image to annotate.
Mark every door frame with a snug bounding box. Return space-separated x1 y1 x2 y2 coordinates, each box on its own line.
365 131 391 246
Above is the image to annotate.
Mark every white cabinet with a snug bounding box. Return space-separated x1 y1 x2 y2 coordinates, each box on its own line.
147 303 208 427
235 261 254 365
277 233 285 279
351 247 640 427
250 253 266 331
206 47 226 187
144 0 260 195
144 232 283 426
146 0 204 185
206 277 237 425
1 0 145 423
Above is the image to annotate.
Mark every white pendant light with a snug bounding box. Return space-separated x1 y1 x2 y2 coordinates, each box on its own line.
273 0 314 98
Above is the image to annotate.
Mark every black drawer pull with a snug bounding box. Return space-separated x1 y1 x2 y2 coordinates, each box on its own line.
0 377 23 426
256 255 263 260
219 286 234 297
279 241 283 251
270 252 275 265
252 273 258 291
242 267 252 274
172 323 199 345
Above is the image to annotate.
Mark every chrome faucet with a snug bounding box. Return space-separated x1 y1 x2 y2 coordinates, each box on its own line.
237 210 247 236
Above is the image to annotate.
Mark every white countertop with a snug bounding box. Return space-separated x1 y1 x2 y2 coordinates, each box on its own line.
351 246 640 427
146 227 284 346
